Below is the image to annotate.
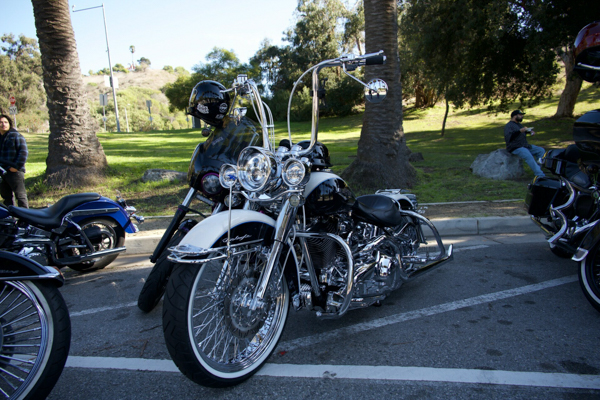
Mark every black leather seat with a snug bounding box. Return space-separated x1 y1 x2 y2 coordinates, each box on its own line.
9 193 101 229
352 194 403 227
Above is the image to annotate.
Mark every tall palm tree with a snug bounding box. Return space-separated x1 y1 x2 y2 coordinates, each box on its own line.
343 0 416 190
31 0 108 187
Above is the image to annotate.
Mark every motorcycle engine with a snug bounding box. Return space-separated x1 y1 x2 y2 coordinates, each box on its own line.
303 216 407 311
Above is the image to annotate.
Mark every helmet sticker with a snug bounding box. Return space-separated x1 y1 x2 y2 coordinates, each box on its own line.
197 104 209 114
219 103 228 113
216 114 224 119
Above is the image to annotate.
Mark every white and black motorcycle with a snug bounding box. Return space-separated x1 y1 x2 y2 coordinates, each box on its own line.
161 51 453 387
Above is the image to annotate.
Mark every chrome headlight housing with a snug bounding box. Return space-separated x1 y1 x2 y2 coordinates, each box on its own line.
237 147 278 192
219 164 238 189
201 173 221 195
282 158 309 187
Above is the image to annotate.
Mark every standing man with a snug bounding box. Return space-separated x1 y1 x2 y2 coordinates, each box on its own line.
0 114 28 208
504 110 545 178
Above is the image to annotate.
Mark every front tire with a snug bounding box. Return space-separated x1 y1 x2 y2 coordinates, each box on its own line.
0 280 71 399
162 245 289 387
138 230 187 313
579 244 600 312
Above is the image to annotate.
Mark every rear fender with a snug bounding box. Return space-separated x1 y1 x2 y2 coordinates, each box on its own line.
0 250 64 286
70 197 137 233
573 221 600 262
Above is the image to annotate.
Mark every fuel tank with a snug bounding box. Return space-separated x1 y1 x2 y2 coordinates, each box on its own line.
303 172 355 217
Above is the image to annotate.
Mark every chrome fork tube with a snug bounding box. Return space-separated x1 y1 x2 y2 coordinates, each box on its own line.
251 198 297 309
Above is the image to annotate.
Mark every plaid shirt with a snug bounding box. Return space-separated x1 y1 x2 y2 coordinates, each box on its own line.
0 128 28 172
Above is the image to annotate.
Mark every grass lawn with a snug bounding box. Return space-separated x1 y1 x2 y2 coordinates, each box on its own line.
21 83 600 215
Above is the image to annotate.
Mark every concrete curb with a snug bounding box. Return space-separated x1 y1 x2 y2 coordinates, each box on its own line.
124 216 538 255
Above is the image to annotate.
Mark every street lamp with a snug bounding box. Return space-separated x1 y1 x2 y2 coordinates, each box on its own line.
72 3 121 132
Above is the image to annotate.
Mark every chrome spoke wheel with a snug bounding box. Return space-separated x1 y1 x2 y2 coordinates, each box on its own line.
188 246 288 377
0 281 49 399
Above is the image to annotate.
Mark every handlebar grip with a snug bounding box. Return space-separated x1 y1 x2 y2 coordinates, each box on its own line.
366 55 386 65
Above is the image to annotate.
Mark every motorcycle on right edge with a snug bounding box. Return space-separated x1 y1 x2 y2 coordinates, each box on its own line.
160 50 453 388
525 21 600 312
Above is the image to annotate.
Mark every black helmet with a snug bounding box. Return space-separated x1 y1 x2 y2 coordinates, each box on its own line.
188 81 231 127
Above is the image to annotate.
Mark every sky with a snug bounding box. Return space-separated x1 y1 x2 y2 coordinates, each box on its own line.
4 0 299 74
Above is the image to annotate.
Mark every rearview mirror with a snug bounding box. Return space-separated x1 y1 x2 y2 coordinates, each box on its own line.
365 79 388 103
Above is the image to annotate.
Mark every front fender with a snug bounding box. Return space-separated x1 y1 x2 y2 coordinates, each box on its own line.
71 197 137 233
573 221 600 262
180 209 276 250
0 250 64 286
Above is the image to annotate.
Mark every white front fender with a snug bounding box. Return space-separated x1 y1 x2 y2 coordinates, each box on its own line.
179 209 276 249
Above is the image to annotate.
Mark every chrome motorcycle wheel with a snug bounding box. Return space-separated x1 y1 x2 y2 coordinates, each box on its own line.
579 244 600 312
0 280 71 400
163 246 289 387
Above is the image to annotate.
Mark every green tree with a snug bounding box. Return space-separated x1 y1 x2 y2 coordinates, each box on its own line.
31 0 107 186
515 0 600 118
163 65 174 73
0 34 45 115
343 0 416 190
113 63 128 73
250 0 366 120
399 0 562 135
164 48 257 111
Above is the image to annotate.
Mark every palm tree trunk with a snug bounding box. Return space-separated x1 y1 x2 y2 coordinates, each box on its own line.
31 0 107 187
342 0 416 191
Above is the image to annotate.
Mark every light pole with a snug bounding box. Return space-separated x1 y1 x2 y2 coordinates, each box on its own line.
72 3 121 132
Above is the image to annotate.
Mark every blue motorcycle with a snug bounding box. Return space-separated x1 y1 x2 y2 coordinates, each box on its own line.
0 167 143 272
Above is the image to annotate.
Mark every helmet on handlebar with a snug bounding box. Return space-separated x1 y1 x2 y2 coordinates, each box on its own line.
574 21 600 83
188 81 231 127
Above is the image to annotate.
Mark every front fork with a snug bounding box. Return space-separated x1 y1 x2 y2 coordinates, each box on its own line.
250 198 297 310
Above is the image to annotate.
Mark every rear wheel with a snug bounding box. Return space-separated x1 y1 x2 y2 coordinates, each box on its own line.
579 243 600 312
138 230 187 313
162 245 289 387
0 280 71 399
68 218 125 272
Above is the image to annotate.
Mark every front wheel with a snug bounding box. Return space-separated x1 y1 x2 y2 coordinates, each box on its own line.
0 280 71 399
162 245 289 387
579 245 600 312
68 218 125 272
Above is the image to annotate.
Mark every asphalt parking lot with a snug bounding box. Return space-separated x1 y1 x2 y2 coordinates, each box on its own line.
47 232 600 399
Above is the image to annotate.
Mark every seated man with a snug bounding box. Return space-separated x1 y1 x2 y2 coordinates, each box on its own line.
504 110 545 178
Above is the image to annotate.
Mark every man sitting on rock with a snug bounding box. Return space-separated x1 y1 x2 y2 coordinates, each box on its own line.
504 110 545 178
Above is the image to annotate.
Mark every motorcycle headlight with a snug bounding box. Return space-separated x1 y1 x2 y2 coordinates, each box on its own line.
237 147 278 192
219 164 237 189
201 173 221 195
282 159 308 187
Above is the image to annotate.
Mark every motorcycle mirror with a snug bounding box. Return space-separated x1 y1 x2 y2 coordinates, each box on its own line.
364 79 388 103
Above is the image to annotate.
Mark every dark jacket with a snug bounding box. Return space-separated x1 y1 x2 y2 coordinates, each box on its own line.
0 128 28 172
504 121 530 153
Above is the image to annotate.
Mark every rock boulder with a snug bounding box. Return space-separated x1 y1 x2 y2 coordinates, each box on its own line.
470 149 524 180
142 169 187 183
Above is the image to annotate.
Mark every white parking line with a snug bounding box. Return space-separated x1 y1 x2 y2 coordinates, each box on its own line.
70 301 137 317
65 356 600 390
276 275 578 352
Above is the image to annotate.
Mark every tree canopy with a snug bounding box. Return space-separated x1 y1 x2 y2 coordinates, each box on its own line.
0 34 45 116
